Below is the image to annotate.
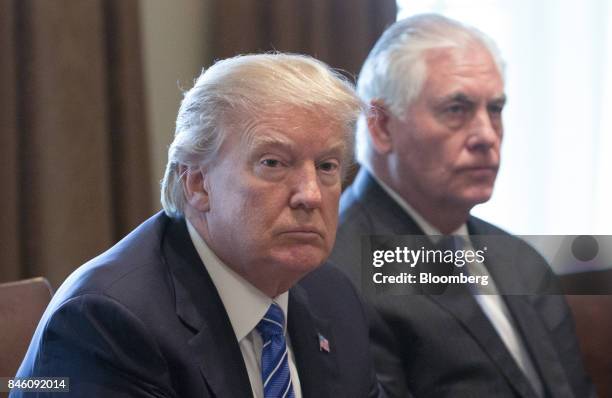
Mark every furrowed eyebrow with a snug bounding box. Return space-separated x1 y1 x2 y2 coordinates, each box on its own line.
430 93 475 111
247 134 296 152
451 93 473 103
439 92 475 105
488 94 507 107
435 92 507 107
319 142 347 159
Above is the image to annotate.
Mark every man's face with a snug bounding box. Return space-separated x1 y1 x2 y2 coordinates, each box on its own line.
388 44 505 211
202 110 345 289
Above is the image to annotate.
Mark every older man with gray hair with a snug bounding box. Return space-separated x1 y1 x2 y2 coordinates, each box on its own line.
14 53 384 398
330 14 594 398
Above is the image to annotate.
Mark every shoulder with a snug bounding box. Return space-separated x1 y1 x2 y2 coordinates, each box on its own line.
338 168 391 234
16 213 184 392
338 184 373 230
15 291 176 395
30 212 181 362
334 184 375 257
330 186 374 278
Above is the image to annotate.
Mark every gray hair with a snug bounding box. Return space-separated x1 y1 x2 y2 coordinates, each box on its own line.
355 13 505 167
161 53 362 218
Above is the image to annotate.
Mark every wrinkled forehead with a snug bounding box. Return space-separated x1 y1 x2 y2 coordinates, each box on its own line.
233 106 351 156
425 42 501 70
420 44 505 100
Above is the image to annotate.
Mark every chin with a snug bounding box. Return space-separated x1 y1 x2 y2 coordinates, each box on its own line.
271 246 328 274
466 194 493 208
460 187 494 207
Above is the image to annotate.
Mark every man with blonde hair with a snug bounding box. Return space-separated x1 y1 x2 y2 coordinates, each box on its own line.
14 53 384 398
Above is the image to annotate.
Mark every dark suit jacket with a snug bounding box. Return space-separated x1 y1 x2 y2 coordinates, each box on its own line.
329 169 595 398
13 212 382 397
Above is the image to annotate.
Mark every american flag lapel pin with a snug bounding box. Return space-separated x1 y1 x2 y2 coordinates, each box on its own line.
318 333 330 353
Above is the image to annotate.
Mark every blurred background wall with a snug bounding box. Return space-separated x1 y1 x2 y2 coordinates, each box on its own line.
0 0 396 288
140 0 211 208
5 0 608 286
1 0 154 289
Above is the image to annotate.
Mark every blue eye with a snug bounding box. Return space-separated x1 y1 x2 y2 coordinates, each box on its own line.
447 104 466 114
261 159 281 167
318 161 339 173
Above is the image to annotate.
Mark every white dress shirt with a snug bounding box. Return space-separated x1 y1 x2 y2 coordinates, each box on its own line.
374 176 544 397
186 220 303 398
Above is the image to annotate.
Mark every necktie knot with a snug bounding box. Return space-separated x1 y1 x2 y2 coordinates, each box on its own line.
256 302 285 339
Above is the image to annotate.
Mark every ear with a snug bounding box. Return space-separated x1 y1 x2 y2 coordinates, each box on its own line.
367 100 393 154
181 165 210 212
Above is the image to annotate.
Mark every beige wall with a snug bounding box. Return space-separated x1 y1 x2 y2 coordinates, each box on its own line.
139 0 211 209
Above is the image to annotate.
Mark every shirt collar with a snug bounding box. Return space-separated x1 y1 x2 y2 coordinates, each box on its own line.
186 220 289 342
372 173 468 239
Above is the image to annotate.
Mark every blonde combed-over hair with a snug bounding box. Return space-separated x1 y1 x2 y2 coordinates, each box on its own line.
160 53 363 218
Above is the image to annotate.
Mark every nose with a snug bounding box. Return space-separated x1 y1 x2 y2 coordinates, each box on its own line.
289 163 322 210
466 108 501 152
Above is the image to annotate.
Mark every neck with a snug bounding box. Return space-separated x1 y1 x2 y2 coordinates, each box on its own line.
409 200 469 234
371 166 470 234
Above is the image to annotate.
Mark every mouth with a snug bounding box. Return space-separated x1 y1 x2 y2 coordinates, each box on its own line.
459 165 499 178
279 228 324 239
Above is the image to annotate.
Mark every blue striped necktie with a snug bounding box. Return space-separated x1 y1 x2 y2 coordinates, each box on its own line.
256 302 295 398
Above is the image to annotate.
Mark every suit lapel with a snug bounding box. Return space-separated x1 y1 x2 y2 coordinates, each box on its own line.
503 296 576 398
427 287 540 398
163 218 253 398
288 285 339 397
356 171 543 397
469 221 576 397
